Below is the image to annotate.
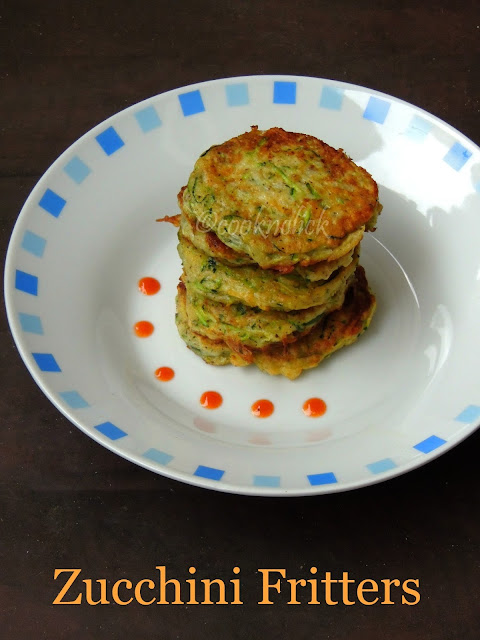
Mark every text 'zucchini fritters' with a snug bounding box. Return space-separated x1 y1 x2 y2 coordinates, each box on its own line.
162 126 381 379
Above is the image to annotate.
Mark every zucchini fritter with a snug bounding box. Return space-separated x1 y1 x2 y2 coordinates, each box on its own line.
167 126 380 379
180 201 358 278
175 266 376 379
179 234 359 312
184 284 346 351
181 126 380 269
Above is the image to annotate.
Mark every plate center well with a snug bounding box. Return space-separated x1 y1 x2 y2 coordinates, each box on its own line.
94 210 443 449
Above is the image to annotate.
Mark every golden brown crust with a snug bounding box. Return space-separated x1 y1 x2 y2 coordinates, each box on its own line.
179 233 360 311
179 207 254 266
156 214 181 227
179 204 362 275
182 126 379 268
172 127 379 378
175 266 376 379
183 279 346 350
253 265 375 378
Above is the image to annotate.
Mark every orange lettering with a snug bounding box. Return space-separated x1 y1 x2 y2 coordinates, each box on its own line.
381 578 400 604
357 579 379 605
52 569 82 605
402 579 420 605
134 579 155 605
112 579 133 605
258 569 286 604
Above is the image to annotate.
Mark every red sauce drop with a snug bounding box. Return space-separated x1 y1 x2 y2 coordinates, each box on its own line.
200 391 223 410
251 399 274 418
155 366 174 382
303 397 327 417
138 277 161 295
134 320 154 337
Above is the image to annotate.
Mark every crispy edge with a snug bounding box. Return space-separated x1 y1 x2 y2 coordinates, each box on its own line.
253 266 376 378
187 127 379 250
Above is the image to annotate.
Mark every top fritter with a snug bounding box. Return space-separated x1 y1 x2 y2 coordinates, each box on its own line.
181 126 381 269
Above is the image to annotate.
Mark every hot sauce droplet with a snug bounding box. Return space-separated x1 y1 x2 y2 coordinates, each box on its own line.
251 399 274 418
155 367 175 382
200 391 223 409
303 397 327 418
134 320 154 337
138 277 161 295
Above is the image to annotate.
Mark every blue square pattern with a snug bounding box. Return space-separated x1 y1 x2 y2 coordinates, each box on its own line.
253 475 281 488
143 448 174 466
307 472 337 486
226 83 249 107
178 90 205 117
64 156 91 184
94 421 127 440
363 97 391 124
414 435 446 454
404 115 433 142
21 230 46 258
59 391 89 409
38 189 66 218
474 181 480 194
32 352 61 372
15 270 38 296
194 465 224 481
319 86 344 111
273 81 296 105
18 313 44 335
95 126 125 156
443 142 472 171
366 458 397 474
455 405 480 424
135 106 162 132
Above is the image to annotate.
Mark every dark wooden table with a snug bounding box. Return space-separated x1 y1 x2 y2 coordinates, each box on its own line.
2 1 479 638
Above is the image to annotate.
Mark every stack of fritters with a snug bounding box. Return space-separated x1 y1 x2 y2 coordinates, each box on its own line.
171 127 381 379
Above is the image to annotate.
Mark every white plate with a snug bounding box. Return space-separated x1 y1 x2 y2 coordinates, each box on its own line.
5 75 480 495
